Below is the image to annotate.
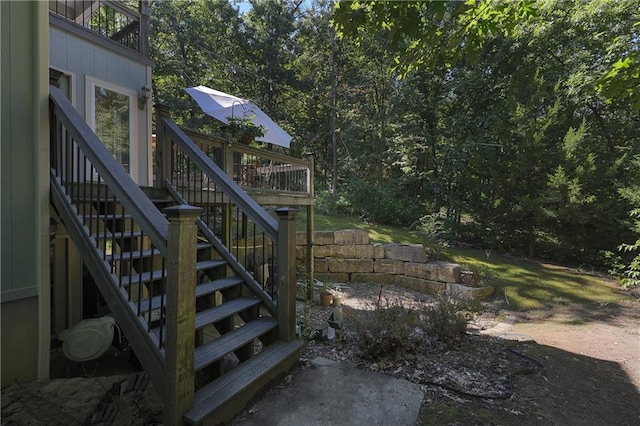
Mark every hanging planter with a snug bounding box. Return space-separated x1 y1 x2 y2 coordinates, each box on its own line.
225 115 265 144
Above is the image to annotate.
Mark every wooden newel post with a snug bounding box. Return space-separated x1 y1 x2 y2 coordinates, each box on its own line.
276 207 298 342
164 205 201 425
155 104 171 189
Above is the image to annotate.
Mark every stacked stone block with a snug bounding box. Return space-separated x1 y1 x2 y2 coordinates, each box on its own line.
296 229 493 299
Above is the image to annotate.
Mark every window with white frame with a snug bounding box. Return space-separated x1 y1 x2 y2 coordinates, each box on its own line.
87 78 137 177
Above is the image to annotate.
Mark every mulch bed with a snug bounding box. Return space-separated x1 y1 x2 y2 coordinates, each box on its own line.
297 282 541 400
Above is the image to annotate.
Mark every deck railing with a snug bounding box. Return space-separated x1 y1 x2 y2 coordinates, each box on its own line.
180 128 312 198
158 115 280 306
157 110 298 341
158 109 315 299
49 0 148 54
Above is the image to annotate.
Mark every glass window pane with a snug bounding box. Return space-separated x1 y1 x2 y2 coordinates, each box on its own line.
94 86 130 173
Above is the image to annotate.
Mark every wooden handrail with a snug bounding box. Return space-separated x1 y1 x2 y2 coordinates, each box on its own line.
161 117 279 241
49 86 169 253
182 127 312 169
180 127 312 198
103 0 141 20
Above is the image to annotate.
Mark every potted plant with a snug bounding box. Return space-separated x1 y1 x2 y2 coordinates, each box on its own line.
225 115 265 144
317 282 339 307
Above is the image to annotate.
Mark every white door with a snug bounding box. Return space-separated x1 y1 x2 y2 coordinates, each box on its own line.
86 78 138 179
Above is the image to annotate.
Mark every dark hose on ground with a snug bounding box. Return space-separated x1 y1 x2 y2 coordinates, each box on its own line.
422 346 544 400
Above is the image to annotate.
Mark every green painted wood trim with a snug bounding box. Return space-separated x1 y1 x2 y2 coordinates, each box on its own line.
0 287 39 303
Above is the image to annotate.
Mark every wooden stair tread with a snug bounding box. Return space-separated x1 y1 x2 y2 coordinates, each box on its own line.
196 259 228 271
149 294 259 342
149 198 176 204
195 297 261 330
185 340 303 425
71 197 117 202
93 230 144 240
120 259 227 286
197 241 214 250
196 277 244 298
81 214 132 220
137 276 244 315
106 248 160 262
194 317 277 371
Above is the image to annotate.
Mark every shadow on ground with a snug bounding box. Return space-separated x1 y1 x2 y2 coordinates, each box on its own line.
419 341 640 426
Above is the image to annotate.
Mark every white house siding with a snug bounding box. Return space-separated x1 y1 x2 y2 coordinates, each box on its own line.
49 25 152 185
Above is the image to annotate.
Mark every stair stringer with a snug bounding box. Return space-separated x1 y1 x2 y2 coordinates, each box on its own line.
50 173 166 395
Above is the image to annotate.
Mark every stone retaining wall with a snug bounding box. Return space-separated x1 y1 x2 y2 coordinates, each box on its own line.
296 229 492 299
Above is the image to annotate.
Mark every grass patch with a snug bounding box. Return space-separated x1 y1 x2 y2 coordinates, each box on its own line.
300 212 628 311
296 211 426 244
446 247 626 310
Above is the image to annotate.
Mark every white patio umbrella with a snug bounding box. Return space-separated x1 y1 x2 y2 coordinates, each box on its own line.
185 85 292 148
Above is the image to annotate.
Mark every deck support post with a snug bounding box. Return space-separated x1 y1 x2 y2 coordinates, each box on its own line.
276 207 298 342
306 154 315 301
164 205 201 426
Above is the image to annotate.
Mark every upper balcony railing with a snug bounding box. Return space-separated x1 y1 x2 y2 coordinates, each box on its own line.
49 0 149 56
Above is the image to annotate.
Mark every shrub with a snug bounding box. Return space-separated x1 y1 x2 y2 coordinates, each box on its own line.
411 214 453 259
418 295 483 344
352 294 483 361
353 303 421 361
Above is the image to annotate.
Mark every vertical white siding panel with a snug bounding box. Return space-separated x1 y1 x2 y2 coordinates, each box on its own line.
50 28 68 70
81 42 95 76
94 46 107 78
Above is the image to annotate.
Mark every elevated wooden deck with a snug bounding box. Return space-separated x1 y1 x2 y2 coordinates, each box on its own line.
178 127 314 207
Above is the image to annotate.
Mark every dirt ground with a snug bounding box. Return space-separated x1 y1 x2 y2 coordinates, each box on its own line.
428 304 640 425
300 282 640 426
2 282 639 425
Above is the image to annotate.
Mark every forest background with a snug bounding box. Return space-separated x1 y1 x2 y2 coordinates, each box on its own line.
148 0 640 283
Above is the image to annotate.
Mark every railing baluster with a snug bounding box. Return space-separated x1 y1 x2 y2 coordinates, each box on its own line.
117 211 125 288
127 218 135 301
55 120 61 174
88 164 95 245
214 182 221 237
159 257 166 349
101 182 108 259
80 157 87 224
137 230 144 322
145 245 153 331
64 130 70 187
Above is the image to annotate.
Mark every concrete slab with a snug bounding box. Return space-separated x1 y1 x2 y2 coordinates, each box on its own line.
239 357 424 426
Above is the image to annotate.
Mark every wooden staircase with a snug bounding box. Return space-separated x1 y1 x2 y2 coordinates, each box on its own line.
49 86 302 425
